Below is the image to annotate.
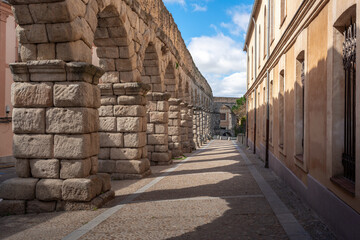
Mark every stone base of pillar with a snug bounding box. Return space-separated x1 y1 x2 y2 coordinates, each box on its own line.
0 61 114 215
168 98 183 158
146 92 171 166
98 83 151 180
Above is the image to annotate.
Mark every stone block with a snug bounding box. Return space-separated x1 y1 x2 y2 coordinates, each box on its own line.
60 158 91 179
99 132 123 147
54 134 92 159
30 159 59 179
157 101 169 111
11 82 52 108
90 132 100 157
99 117 116 132
148 134 167 145
27 200 56 213
0 178 38 200
91 156 98 175
117 95 146 105
28 60 66 82
150 112 168 123
56 40 91 63
13 134 53 159
9 62 29 82
37 43 56 60
100 71 119 83
54 82 94 107
98 160 115 173
110 148 142 160
87 175 102 196
124 132 146 148
0 200 26 216
20 44 37 61
112 83 126 95
99 148 110 159
155 145 169 152
120 71 136 82
117 117 143 132
99 59 115 71
13 108 45 134
46 108 99 134
97 47 119 58
115 58 134 71
99 105 114 117
152 152 171 162
62 178 97 202
97 173 111 192
168 126 180 135
15 159 31 178
101 96 117 106
155 124 167 134
115 159 150 174
16 24 48 43
61 190 114 211
11 5 33 25
28 0 86 24
168 112 180 119
113 105 146 117
147 123 154 134
36 179 63 201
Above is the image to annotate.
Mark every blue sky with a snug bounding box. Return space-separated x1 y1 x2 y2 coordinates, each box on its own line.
163 0 253 97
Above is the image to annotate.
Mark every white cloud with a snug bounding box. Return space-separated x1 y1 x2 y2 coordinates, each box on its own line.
188 33 246 75
188 33 247 97
163 0 186 6
192 3 207 12
221 5 252 36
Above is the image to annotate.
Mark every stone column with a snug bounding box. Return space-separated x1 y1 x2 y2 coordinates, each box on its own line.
98 82 151 180
193 108 200 149
199 109 204 145
187 105 195 151
168 98 182 158
147 92 172 165
180 102 190 153
0 61 113 215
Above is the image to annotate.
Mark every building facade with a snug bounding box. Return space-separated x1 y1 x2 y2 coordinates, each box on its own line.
244 0 360 238
212 97 238 137
0 0 16 162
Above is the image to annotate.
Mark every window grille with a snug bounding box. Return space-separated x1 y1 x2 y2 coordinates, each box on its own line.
342 22 356 182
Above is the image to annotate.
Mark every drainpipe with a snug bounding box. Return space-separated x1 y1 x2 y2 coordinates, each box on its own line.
245 44 249 147
252 17 257 154
265 0 270 168
254 88 257 154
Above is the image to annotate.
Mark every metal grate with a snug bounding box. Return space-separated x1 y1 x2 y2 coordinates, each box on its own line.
342 22 356 182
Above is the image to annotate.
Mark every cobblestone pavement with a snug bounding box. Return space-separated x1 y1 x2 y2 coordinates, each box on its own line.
0 140 336 240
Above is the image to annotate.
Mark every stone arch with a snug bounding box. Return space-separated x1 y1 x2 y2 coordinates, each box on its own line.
95 4 137 84
164 61 177 98
143 42 171 165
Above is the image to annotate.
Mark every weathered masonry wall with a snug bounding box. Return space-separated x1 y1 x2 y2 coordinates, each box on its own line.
0 0 214 215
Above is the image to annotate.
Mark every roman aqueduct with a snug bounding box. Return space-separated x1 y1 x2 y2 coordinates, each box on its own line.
0 0 215 214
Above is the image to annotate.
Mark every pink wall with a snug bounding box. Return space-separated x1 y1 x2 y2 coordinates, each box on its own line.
0 4 16 158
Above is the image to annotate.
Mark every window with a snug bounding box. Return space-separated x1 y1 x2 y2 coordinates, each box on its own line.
258 26 261 67
342 22 356 182
280 0 286 26
295 51 305 160
279 70 285 149
220 113 226 121
251 47 254 80
264 6 267 58
257 91 260 134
